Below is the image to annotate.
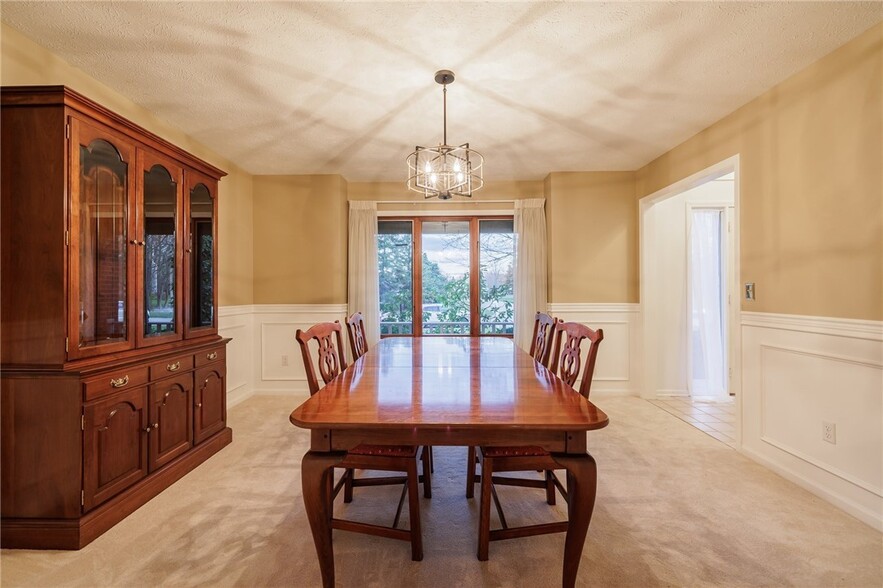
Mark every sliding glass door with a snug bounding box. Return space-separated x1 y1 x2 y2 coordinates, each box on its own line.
377 217 514 336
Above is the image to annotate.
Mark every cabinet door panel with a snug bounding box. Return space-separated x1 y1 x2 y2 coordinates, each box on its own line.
83 387 148 511
136 149 184 348
148 373 193 471
68 116 137 360
194 364 226 444
183 171 218 339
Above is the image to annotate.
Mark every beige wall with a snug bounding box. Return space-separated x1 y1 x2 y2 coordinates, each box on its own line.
6 20 879 319
636 22 883 321
252 175 347 304
0 22 255 306
546 172 638 303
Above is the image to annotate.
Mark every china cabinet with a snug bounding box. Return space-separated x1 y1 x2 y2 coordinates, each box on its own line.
0 86 231 549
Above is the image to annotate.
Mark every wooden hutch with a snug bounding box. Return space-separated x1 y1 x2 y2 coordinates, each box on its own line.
1 86 232 549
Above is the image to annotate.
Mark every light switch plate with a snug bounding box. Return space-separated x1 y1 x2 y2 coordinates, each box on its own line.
745 282 756 300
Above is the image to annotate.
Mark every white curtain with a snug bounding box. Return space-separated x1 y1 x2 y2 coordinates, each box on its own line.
690 209 727 399
513 198 548 352
347 201 381 347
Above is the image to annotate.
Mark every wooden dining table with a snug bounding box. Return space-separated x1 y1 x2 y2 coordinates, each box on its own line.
289 336 609 587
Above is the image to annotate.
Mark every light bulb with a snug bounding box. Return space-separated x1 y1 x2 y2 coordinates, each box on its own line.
457 172 464 182
454 160 461 172
424 161 431 174
430 173 437 185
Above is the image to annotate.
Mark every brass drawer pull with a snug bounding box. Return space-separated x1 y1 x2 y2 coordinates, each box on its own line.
206 352 218 361
166 361 181 372
143 424 152 433
110 375 129 388
195 402 203 408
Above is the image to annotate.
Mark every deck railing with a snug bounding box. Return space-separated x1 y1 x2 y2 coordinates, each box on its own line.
380 321 514 336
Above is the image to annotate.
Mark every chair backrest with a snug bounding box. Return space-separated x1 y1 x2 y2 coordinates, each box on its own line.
549 321 604 399
345 311 368 360
295 321 348 396
528 311 558 367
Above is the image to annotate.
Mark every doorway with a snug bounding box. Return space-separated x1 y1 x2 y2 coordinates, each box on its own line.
640 157 740 446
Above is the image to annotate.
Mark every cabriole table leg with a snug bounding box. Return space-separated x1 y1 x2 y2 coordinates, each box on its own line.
302 451 346 588
551 452 598 588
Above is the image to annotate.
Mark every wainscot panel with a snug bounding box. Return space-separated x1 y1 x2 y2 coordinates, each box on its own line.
741 311 883 531
547 303 641 396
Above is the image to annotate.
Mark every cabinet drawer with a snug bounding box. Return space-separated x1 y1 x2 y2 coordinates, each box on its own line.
84 366 149 401
195 346 225 367
149 354 194 381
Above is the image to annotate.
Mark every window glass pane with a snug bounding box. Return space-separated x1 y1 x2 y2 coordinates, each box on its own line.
378 220 413 335
422 221 470 335
479 219 514 335
143 165 176 337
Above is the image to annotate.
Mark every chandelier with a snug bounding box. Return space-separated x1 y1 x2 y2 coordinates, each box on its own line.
407 70 484 200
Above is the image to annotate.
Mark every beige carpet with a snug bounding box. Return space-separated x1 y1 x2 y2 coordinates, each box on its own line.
2 395 881 587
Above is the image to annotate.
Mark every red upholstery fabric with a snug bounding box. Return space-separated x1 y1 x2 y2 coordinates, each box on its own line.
480 445 549 458
349 444 418 457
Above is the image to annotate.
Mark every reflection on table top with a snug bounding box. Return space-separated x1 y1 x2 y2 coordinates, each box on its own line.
290 336 608 431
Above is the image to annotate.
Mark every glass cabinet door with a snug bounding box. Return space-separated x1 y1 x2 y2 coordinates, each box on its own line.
184 173 217 338
137 151 184 347
68 117 137 359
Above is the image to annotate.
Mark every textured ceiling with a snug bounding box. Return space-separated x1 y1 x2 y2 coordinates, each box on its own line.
2 2 881 181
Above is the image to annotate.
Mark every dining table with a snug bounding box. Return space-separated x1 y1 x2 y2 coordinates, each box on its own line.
289 335 609 587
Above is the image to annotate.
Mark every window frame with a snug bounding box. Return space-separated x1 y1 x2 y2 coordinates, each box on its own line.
378 214 514 338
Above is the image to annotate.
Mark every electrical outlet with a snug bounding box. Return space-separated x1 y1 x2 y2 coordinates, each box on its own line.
281 354 289 367
822 421 836 444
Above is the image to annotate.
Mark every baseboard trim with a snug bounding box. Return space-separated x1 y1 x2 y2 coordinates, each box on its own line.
740 445 882 532
227 383 252 408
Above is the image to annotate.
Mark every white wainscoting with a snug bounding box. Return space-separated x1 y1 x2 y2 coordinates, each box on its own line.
741 311 883 531
218 305 254 408
547 303 641 396
218 304 350 406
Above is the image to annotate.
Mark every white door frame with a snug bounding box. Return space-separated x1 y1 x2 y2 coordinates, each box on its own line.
639 154 742 446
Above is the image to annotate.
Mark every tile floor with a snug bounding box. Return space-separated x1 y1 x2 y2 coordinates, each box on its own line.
648 396 737 445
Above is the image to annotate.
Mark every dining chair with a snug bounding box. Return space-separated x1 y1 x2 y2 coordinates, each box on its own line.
345 311 369 360
471 320 604 560
295 320 431 561
466 311 558 498
345 311 433 498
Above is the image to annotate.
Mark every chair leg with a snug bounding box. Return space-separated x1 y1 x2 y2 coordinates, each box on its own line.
421 447 432 499
430 446 435 473
477 455 493 561
343 468 355 503
406 459 424 561
466 446 476 498
545 470 556 505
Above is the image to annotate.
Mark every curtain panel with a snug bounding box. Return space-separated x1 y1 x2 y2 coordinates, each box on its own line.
347 201 381 347
513 198 547 351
